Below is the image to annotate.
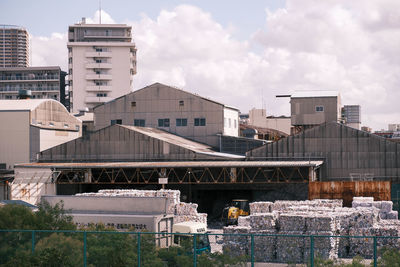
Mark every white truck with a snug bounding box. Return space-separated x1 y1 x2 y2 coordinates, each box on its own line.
172 221 211 253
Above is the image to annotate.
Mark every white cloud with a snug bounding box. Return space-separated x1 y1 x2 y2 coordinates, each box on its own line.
31 33 68 70
30 4 400 131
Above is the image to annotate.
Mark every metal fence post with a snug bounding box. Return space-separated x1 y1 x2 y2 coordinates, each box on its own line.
137 233 141 267
310 235 314 267
251 234 254 267
83 231 87 267
193 234 197 267
373 236 377 267
31 230 35 254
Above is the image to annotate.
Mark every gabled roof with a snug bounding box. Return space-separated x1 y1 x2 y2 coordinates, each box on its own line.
93 82 239 111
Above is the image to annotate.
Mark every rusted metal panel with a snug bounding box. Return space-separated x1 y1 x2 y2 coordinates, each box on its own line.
309 181 391 207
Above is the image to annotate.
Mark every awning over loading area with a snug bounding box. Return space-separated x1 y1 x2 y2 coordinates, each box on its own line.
15 160 323 184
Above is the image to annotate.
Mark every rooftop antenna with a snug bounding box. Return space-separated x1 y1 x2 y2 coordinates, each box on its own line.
99 0 102 24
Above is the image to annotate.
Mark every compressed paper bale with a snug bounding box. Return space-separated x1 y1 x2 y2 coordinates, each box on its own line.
349 208 379 228
252 230 277 262
372 201 383 210
250 213 276 230
348 228 374 259
386 211 398 220
174 202 198 215
353 197 374 202
304 231 339 261
276 231 305 264
305 214 339 232
223 226 251 257
174 213 207 224
381 201 393 212
250 202 273 214
278 213 306 232
238 216 251 227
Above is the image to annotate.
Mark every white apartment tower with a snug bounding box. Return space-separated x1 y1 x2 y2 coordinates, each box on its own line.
67 18 137 112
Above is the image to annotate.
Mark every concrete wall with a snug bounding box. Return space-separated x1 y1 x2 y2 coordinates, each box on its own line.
0 111 30 168
94 83 238 148
291 97 340 126
11 167 55 205
247 122 400 180
42 195 168 214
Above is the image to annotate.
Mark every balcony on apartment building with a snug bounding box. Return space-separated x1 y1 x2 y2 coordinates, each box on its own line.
85 74 112 80
85 51 112 58
85 85 112 92
85 62 112 69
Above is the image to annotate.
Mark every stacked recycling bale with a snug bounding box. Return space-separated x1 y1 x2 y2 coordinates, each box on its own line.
224 197 400 263
304 212 340 261
223 226 251 257
250 213 277 262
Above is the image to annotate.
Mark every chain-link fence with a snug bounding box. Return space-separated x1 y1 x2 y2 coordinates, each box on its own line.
1 229 399 266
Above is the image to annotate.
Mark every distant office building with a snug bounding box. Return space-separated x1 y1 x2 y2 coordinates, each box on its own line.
0 25 29 67
0 67 67 106
361 126 372 133
67 18 137 112
290 91 341 133
248 108 291 135
389 124 400 132
93 83 239 148
342 105 361 130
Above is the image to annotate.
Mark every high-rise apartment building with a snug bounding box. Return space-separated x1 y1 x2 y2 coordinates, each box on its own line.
0 66 67 107
342 105 361 130
67 18 137 112
0 25 29 67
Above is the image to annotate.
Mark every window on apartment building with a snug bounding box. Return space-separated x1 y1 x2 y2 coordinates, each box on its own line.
111 119 122 125
229 118 232 128
95 47 103 52
158 119 170 127
179 100 184 106
97 93 107 97
134 119 145 127
95 59 102 63
68 57 72 64
234 119 237 128
5 95 12 99
194 118 206 126
176 118 187 127
131 101 136 107
68 69 72 75
316 106 324 112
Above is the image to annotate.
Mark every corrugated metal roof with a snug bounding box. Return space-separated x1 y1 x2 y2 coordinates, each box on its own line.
291 91 339 98
16 160 323 169
0 99 56 111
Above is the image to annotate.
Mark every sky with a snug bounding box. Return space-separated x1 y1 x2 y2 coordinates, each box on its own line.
1 0 399 131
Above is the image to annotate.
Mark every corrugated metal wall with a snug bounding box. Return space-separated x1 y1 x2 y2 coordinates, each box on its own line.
247 122 400 181
309 181 390 206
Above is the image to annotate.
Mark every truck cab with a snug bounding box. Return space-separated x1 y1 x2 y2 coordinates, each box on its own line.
172 221 211 254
